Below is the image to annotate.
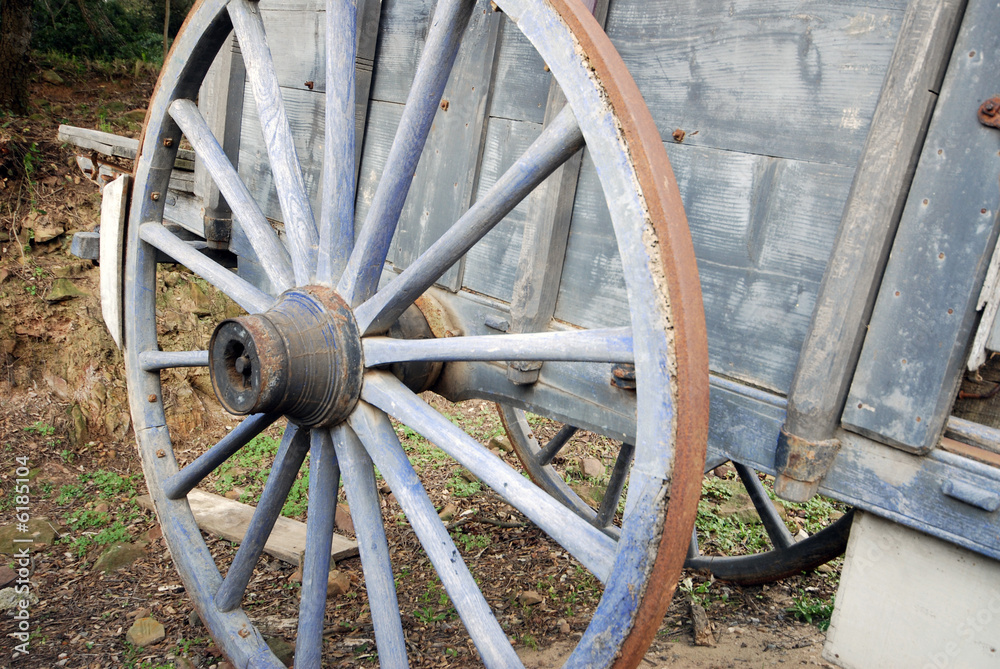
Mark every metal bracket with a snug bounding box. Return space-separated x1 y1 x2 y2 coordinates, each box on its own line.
773 427 841 502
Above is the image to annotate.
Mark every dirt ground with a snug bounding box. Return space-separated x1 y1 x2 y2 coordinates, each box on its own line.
0 59 843 668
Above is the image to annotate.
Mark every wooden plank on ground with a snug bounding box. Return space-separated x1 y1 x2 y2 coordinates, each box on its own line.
138 489 359 565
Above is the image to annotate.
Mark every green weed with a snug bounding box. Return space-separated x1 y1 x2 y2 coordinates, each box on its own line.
787 591 834 631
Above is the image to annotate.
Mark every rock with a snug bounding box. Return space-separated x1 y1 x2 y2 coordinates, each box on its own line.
265 636 295 666
42 69 65 85
224 488 243 501
578 457 604 479
438 502 459 522
173 658 197 669
829 510 845 522
126 617 165 648
288 567 302 583
94 543 145 573
817 563 835 574
0 587 38 611
488 436 513 453
24 210 65 242
690 599 715 647
794 529 810 543
144 525 163 544
69 404 88 446
164 271 182 287
327 570 350 597
129 608 150 620
0 518 58 553
188 281 212 316
94 502 110 514
517 590 543 606
335 504 354 534
557 618 571 635
45 278 88 302
459 468 478 483
713 463 735 479
188 610 204 627
0 566 16 588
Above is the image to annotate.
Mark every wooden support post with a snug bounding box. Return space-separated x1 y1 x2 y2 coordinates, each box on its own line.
506 0 609 385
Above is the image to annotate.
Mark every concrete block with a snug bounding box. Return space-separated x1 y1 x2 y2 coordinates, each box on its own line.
824 510 1000 668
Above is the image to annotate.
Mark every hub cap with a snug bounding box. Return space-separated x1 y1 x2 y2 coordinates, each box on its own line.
208 286 363 427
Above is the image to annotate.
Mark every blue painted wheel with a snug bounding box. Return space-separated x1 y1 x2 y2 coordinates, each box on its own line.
123 0 708 666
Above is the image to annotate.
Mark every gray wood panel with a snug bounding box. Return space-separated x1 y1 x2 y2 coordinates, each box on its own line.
462 117 543 299
488 16 551 125
605 0 904 166
369 0 434 104
843 0 1000 453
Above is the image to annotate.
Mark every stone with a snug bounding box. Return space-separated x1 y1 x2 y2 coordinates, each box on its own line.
173 658 197 669
557 618 571 635
188 281 212 316
713 463 736 479
488 436 514 453
94 543 146 573
224 488 243 501
24 210 65 243
578 457 605 479
94 502 110 514
0 587 38 611
438 502 459 522
690 599 715 647
335 504 354 534
41 69 65 85
129 608 150 620
265 636 295 667
125 617 165 647
144 525 163 544
69 404 88 446
45 278 88 302
0 566 15 588
794 529 810 543
459 468 478 483
0 518 58 553
164 271 182 287
327 570 350 597
188 610 204 627
517 590 543 606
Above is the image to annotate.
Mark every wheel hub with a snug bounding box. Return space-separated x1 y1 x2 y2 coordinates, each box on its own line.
208 286 363 428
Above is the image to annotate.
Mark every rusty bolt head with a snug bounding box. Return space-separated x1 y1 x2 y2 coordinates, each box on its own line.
151 192 160 201
672 128 686 143
156 449 166 458
239 626 250 638
148 394 157 402
304 81 314 90
984 101 997 116
979 97 1000 128
440 99 449 111
162 138 174 147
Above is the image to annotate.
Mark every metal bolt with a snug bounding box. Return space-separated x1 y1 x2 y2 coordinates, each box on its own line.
156 449 166 458
672 128 686 143
440 99 450 111
985 101 998 117
163 137 174 147
235 356 251 374
239 626 250 638
151 192 160 201
148 394 157 402
304 81 314 90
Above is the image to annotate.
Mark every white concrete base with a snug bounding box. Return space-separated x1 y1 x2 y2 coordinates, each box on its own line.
824 510 1000 668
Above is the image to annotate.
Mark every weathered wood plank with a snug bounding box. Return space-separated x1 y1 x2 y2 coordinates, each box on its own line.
843 0 1000 453
57 124 195 168
387 0 501 290
138 490 359 566
604 0 904 165
487 16 551 124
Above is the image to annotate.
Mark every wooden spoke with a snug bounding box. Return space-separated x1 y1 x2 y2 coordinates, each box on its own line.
229 0 319 285
215 425 310 612
361 371 617 581
537 425 579 467
333 424 408 666
362 326 632 367
139 222 274 313
337 0 475 306
348 403 521 667
734 462 794 550
296 430 341 667
595 441 635 528
353 106 584 334
138 350 209 372
163 413 281 501
317 0 358 284
168 99 294 292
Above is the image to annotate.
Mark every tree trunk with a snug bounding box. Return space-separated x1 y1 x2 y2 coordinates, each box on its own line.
0 0 34 114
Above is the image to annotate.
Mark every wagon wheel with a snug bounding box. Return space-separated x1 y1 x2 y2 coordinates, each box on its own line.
498 406 853 585
123 0 708 666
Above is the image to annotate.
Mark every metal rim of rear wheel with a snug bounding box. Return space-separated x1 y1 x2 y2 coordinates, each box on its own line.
498 405 853 585
122 0 708 666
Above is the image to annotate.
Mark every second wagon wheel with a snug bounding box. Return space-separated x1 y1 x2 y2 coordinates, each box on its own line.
122 0 708 666
498 406 854 585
